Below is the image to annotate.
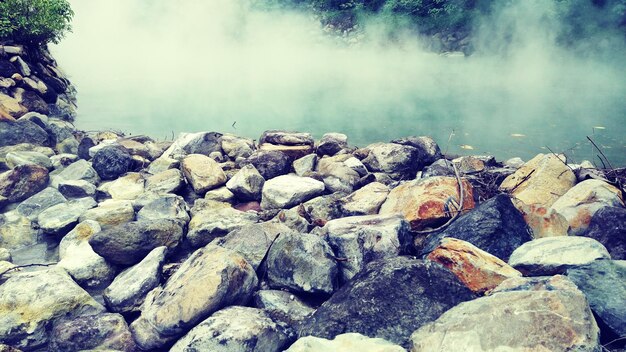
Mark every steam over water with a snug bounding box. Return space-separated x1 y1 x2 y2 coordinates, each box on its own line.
53 0 626 165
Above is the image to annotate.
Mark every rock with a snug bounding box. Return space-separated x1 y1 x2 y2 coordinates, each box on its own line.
269 207 310 233
45 118 74 146
50 159 99 187
253 290 315 324
0 164 49 203
205 185 236 203
187 205 259 248
317 154 361 193
551 179 624 235
294 154 317 176
0 93 26 118
317 133 348 156
267 232 339 295
452 156 485 174
37 197 97 234
211 222 289 270
579 207 626 260
221 133 255 159
49 153 78 169
567 260 626 340
0 120 49 148
49 313 136 352
79 199 135 228
261 174 325 209
379 176 475 231
117 138 152 159
500 153 576 207
361 143 420 178
77 135 97 159
426 238 522 293
0 210 39 250
170 306 291 352
287 333 406 352
420 159 454 178
0 268 105 350
5 151 51 169
181 154 227 194
299 257 476 348
57 221 116 288
260 130 314 146
19 112 48 129
512 199 569 238
226 164 265 201
390 136 441 165
144 168 184 194
0 248 10 262
340 182 389 216
421 194 532 261
505 157 525 168
97 172 144 200
89 219 183 266
247 150 292 180
130 245 258 350
178 131 223 156
300 193 344 225
146 156 179 174
508 236 610 275
137 194 189 223
409 275 600 352
103 246 166 313
321 214 411 282
0 60 18 77
15 187 65 220
57 179 96 198
92 146 132 180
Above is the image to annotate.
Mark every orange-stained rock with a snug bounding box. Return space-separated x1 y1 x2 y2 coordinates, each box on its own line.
512 199 569 238
427 238 521 294
379 176 475 231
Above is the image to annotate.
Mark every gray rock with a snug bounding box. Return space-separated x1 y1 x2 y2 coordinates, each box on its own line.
293 154 317 176
79 199 135 229
144 168 184 194
15 187 66 220
49 313 136 352
260 130 314 146
89 219 183 266
103 246 166 313
50 159 99 187
261 174 325 210
5 151 52 169
247 150 292 180
58 179 96 198
286 333 406 352
269 207 310 233
97 172 144 200
253 290 315 324
267 232 339 295
49 153 78 169
361 143 420 178
37 197 97 234
340 182 389 216
221 133 255 159
181 153 227 194
0 210 39 250
317 155 361 193
137 194 189 224
205 185 236 203
505 157 525 168
45 118 74 146
0 164 49 203
170 306 291 352
421 159 454 178
579 206 626 260
19 112 49 129
226 164 265 201
187 206 259 248
92 146 132 180
390 136 441 165
156 131 222 162
130 245 258 350
0 120 49 147
321 214 411 282
317 133 348 156
301 193 344 224
0 247 11 262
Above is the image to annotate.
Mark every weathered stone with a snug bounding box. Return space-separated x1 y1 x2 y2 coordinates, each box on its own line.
45 118 74 146
317 133 348 156
49 313 136 352
452 155 485 174
181 154 227 194
144 168 184 194
0 93 26 118
187 206 259 248
79 199 135 228
0 268 105 350
0 60 18 77
97 172 144 200
49 153 78 169
409 275 600 352
0 248 11 262
156 132 222 163
300 193 344 225
321 214 411 282
512 199 569 238
146 156 179 174
508 236 610 275
221 133 255 159
390 136 441 166
379 176 475 231
92 146 132 180
50 159 99 187
103 246 166 313
426 238 522 293
226 164 265 201
5 151 51 170
317 154 361 193
130 245 258 350
361 143 420 178
253 290 315 324
420 159 454 178
260 130 314 146
287 333 406 352
136 194 189 223
170 306 291 352
294 154 317 176
340 181 389 216
261 174 325 209
500 153 576 207
15 187 65 220
267 232 339 295
299 257 476 348
247 150 292 180
0 210 39 250
89 219 183 266
204 185 236 203
269 207 310 233
37 197 97 234
579 206 626 260
117 138 152 160
0 121 48 148
57 179 96 198
0 164 49 203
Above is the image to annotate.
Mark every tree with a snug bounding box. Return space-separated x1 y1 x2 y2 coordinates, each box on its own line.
0 0 74 46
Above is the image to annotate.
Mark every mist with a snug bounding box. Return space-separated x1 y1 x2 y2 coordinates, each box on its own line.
52 0 626 164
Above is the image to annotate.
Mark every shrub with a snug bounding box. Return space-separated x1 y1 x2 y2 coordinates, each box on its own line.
0 0 74 46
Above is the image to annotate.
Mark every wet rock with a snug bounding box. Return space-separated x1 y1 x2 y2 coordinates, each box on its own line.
97 172 144 200
226 164 265 201
421 194 532 261
15 187 65 220
267 232 339 295
130 245 258 350
247 150 291 180
567 260 626 340
144 168 184 194
420 159 454 178
361 143 420 178
57 220 116 288
261 174 325 209
0 210 39 250
49 313 136 352
181 153 227 194
187 205 259 248
92 146 132 180
293 154 317 176
37 197 97 234
79 199 135 228
50 159 99 187
57 179 96 198
551 179 624 235
426 238 522 293
409 275 600 352
390 136 441 165
253 290 315 324
137 194 189 223
287 333 406 352
317 154 361 193
321 214 411 282
0 268 105 350
508 236 610 275
317 132 348 156
340 181 389 216
299 257 476 348
221 133 255 159
579 206 626 260
89 219 183 266
170 306 291 352
380 176 475 231
103 246 166 313
500 153 576 207
5 151 51 169
0 164 49 203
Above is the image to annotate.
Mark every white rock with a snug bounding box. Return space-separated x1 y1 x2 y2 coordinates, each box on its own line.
261 174 325 209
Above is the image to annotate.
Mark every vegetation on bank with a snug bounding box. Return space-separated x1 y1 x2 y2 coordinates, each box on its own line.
0 0 73 46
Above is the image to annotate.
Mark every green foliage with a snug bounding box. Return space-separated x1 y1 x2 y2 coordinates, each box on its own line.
0 0 74 46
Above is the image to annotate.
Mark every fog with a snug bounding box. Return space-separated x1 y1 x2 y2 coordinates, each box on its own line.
52 0 626 164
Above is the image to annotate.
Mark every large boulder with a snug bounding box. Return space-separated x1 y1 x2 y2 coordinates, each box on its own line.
260 130 314 147
226 164 265 201
5 151 52 170
247 150 291 180
181 153 227 194
92 146 132 180
578 206 626 259
421 194 532 261
379 176 475 231
286 333 406 352
499 153 576 207
0 120 48 147
261 174 325 209
187 205 259 248
298 257 476 348
130 245 258 350
0 164 49 203
49 313 136 352
321 214 411 282
89 219 183 266
361 143 420 178
409 275 600 352
170 306 291 352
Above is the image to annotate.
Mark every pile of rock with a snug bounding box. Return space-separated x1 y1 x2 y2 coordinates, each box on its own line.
0 122 624 352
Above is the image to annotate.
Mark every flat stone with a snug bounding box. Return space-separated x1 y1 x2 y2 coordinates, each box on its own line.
97 172 144 200
260 130 314 146
136 194 189 224
144 168 184 194
37 197 97 234
15 187 66 220
181 154 227 194
340 182 389 216
50 159 99 187
261 174 325 209
5 151 52 169
253 290 315 324
79 199 135 229
187 206 259 248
